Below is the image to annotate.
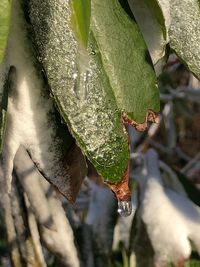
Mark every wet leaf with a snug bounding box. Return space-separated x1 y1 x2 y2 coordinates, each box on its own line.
26 0 161 184
26 0 160 183
27 0 129 183
91 0 160 125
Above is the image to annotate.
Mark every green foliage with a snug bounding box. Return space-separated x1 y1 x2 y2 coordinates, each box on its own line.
27 0 160 183
0 0 10 63
91 0 160 123
71 0 91 48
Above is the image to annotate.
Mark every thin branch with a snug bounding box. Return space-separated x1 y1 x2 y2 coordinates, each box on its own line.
14 146 80 267
181 152 200 174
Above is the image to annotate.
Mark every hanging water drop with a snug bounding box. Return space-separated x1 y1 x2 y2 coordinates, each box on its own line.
117 200 132 217
105 168 132 217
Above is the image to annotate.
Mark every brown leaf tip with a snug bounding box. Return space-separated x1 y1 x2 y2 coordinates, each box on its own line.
147 109 160 124
122 110 160 132
105 167 131 201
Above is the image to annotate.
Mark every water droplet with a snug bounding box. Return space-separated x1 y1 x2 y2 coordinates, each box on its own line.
117 200 132 217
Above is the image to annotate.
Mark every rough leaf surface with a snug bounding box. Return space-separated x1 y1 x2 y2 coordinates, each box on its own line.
26 0 130 182
169 0 200 80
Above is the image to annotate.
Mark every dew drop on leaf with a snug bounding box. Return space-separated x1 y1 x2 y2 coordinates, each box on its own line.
117 200 132 217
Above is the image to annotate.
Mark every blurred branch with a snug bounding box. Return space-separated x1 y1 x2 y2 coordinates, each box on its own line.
14 146 80 267
0 161 46 267
11 176 46 267
85 178 118 267
163 101 177 149
129 210 154 267
181 152 200 174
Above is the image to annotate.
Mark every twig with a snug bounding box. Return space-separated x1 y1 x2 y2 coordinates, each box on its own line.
14 146 80 267
181 152 200 174
159 160 187 196
163 101 177 149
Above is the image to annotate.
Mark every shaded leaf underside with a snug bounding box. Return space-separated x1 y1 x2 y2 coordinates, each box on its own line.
138 0 200 80
128 0 167 67
129 0 200 82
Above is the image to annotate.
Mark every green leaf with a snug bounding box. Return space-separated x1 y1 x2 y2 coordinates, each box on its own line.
71 0 91 48
128 0 168 69
91 0 160 124
0 0 10 63
27 0 129 183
